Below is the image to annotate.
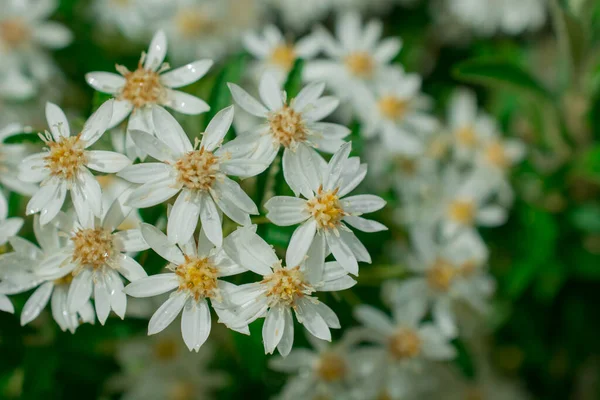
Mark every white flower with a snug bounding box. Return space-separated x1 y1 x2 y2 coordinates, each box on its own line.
223 226 356 356
124 223 247 352
446 0 546 36
264 0 333 31
18 101 131 225
58 197 150 325
97 175 142 231
0 191 22 247
265 142 387 275
92 0 168 42
382 226 492 338
0 123 38 196
0 294 13 313
118 106 264 247
228 73 350 177
360 69 438 154
244 25 321 85
85 30 212 134
0 215 96 331
304 12 401 108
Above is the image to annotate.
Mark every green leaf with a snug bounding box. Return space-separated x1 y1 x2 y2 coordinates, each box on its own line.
572 144 600 184
284 59 305 99
206 53 247 126
452 59 553 101
569 204 600 232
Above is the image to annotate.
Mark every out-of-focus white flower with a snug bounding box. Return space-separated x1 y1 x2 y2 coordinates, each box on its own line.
383 226 493 338
0 192 23 247
244 25 321 85
118 106 264 247
446 0 546 36
18 101 131 225
223 226 356 356
360 69 438 154
304 12 401 110
228 73 349 168
264 0 333 31
0 215 96 330
125 223 248 352
86 30 212 140
265 143 386 275
0 123 38 196
92 0 168 42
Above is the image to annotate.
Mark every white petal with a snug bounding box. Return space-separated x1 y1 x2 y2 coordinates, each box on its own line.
259 74 284 111
72 169 103 223
115 254 147 282
354 305 395 335
342 195 386 215
476 205 508 226
181 299 211 352
80 100 114 146
144 30 168 71
86 150 131 173
338 164 367 198
168 191 201 246
286 219 317 268
201 105 234 152
109 100 133 129
302 96 339 122
324 142 352 191
228 83 268 117
326 231 358 275
94 275 111 325
160 60 213 88
152 106 193 155
213 177 258 214
373 38 402 63
164 90 210 115
19 152 49 183
312 301 340 328
20 282 53 326
106 269 127 319
124 273 180 298
263 306 286 354
282 147 315 198
293 82 326 113
223 227 277 275
265 196 309 226
295 298 331 341
0 294 14 313
117 163 173 184
200 195 222 247
129 129 176 162
45 102 70 140
27 179 67 225
112 229 149 252
276 307 294 356
343 216 388 232
148 291 188 335
141 223 185 264
126 178 181 208
219 158 269 178
85 72 125 94
67 268 93 313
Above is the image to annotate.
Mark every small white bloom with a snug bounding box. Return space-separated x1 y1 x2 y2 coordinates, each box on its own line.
118 106 264 247
92 0 168 42
265 0 332 31
86 30 212 136
124 223 248 352
244 25 321 85
0 123 38 196
223 226 356 356
19 101 131 225
228 73 350 176
265 142 387 275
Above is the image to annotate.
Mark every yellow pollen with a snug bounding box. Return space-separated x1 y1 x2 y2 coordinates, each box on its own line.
54 274 74 286
44 135 87 181
455 125 478 147
0 19 30 48
378 95 408 120
262 265 312 307
174 256 219 301
270 45 297 70
306 187 346 231
485 141 509 169
448 199 476 225
118 62 165 109
168 381 195 400
426 136 449 159
426 258 457 292
268 105 307 149
395 157 417 176
345 52 375 78
174 147 219 191
176 9 216 37
388 328 422 360
71 228 114 269
315 352 347 382
458 259 478 277
153 337 179 362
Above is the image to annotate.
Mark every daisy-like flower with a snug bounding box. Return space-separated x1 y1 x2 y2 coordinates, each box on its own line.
57 197 150 325
19 101 132 225
0 123 38 197
265 143 387 275
360 69 438 154
264 0 332 31
228 73 350 184
303 12 401 108
124 223 248 352
0 215 96 330
244 25 321 85
118 106 264 247
383 226 492 338
223 226 356 356
85 30 212 134
92 0 168 42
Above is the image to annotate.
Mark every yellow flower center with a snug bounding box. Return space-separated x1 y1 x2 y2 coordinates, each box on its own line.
44 135 87 181
118 64 165 109
71 228 114 269
262 265 313 307
388 328 422 360
426 136 449 159
306 187 346 231
174 147 220 192
270 44 297 70
345 52 375 78
153 337 180 362
315 352 347 382
426 258 457 292
458 259 478 277
455 125 478 148
0 19 30 48
485 141 509 169
176 9 216 37
448 199 476 225
268 105 307 149
395 157 417 176
378 95 408 120
174 256 219 301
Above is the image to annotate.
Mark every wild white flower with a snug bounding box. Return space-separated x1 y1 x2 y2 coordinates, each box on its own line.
0 294 13 313
0 66 36 101
360 69 438 154
446 0 546 36
85 30 212 135
244 25 321 85
0 215 96 330
304 12 401 109
0 187 23 248
118 106 264 247
223 226 356 356
124 223 248 352
228 73 350 183
18 101 131 225
265 143 387 275
383 226 492 338
264 0 332 31
56 197 150 325
92 0 168 42
0 123 38 197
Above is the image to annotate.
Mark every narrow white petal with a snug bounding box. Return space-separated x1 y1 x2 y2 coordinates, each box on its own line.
126 178 181 208
129 129 177 162
354 305 395 335
295 298 331 341
302 96 339 122
228 83 268 117
112 229 149 253
115 254 148 282
86 150 132 173
342 195 386 215
293 82 326 113
144 30 168 71
152 106 193 155
160 60 213 88
168 191 201 246
265 196 309 226
223 227 277 275
181 299 211 352
85 72 125 94
326 231 359 275
94 276 111 325
67 268 93 313
148 291 188 335
0 295 14 313
164 90 210 115
20 282 53 326
117 163 173 184
286 219 317 268
200 195 222 247
80 100 114 146
343 216 388 232
259 74 284 111
276 307 294 356
124 273 180 298
45 102 70 140
263 306 286 354
201 105 234 152
141 223 185 264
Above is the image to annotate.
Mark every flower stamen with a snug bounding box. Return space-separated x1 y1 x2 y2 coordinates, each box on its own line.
71 228 114 269
44 134 87 181
173 255 219 301
268 105 307 149
262 264 313 307
345 52 375 78
388 327 422 360
174 146 220 192
306 187 346 231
